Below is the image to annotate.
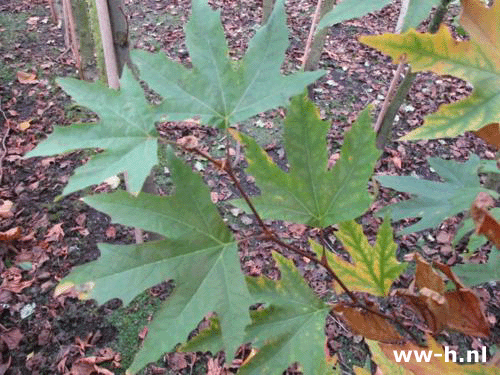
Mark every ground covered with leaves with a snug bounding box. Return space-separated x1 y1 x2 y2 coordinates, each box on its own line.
1 0 500 374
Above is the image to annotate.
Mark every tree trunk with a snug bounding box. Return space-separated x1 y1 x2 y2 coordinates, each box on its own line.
303 0 336 72
108 0 129 76
73 0 98 81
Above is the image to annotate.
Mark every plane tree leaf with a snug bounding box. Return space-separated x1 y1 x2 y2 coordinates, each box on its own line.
239 253 333 375
360 0 500 140
454 252 500 286
317 0 391 31
311 218 406 296
25 68 159 195
55 148 253 374
376 155 497 234
232 94 381 227
132 0 323 128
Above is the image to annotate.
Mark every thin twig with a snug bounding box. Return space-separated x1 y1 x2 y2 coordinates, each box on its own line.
0 108 10 186
302 0 324 70
374 55 407 134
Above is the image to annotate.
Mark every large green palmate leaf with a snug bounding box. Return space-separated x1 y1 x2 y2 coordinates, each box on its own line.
360 0 500 140
376 155 498 234
25 68 159 195
240 253 334 375
232 94 381 227
56 148 253 374
311 218 406 296
454 252 500 287
317 0 391 31
132 0 323 128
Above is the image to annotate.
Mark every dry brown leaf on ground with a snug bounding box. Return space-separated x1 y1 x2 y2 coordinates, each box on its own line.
333 303 404 343
16 71 38 84
206 357 226 375
0 267 33 293
45 222 65 242
0 227 21 242
0 327 23 350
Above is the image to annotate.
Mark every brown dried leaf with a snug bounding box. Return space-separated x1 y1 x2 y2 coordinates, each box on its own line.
0 227 21 242
105 226 116 239
413 253 445 294
398 287 448 334
445 289 490 337
0 267 33 293
166 352 188 371
16 71 37 84
138 326 148 341
45 223 65 242
470 201 500 248
177 135 199 149
399 255 490 337
207 357 225 375
333 303 404 343
475 123 500 149
0 328 23 350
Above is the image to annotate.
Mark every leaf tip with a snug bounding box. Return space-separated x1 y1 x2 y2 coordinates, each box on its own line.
54 280 95 299
54 281 75 297
227 128 242 142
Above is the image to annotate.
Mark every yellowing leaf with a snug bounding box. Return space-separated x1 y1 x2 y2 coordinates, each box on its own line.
360 0 500 140
233 94 381 227
311 218 406 296
365 339 413 375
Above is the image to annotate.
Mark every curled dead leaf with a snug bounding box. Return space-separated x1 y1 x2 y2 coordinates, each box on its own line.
413 253 445 294
16 71 38 84
333 303 404 343
398 254 490 337
397 287 448 334
0 227 21 242
469 193 500 248
445 289 490 337
0 267 34 293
